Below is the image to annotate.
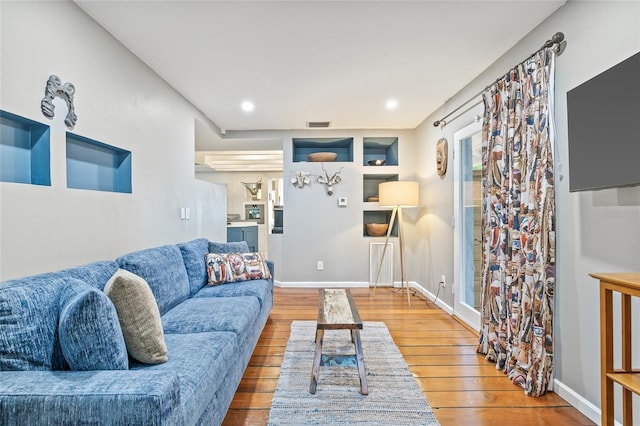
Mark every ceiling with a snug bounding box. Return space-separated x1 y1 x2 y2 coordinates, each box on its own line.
75 1 564 171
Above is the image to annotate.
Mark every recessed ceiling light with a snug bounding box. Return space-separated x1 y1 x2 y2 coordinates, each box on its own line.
241 100 255 112
386 99 398 110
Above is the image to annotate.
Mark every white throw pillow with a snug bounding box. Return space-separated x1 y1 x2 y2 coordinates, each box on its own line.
104 269 168 364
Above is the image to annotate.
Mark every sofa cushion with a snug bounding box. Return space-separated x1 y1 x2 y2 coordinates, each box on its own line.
0 370 182 425
208 241 249 253
129 331 239 425
104 269 167 364
162 296 260 337
58 282 128 371
205 252 271 286
194 278 273 310
177 238 209 296
116 244 190 315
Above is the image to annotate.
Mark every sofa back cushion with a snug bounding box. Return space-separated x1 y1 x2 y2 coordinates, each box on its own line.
177 238 210 296
58 282 129 370
56 261 120 290
116 245 190 315
209 241 249 254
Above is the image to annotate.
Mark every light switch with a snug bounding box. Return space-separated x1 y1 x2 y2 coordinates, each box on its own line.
338 197 347 207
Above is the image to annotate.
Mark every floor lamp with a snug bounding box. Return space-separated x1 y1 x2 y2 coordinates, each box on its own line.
372 181 419 306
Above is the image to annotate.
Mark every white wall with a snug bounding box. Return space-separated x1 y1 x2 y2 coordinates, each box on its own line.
223 128 417 286
197 170 283 221
413 0 640 421
0 1 227 280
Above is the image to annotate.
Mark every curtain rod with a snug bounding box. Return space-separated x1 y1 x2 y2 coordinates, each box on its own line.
433 31 566 128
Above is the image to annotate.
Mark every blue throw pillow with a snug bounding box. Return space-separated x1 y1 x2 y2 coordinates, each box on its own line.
0 277 67 371
58 283 128 371
178 238 210 296
208 241 249 254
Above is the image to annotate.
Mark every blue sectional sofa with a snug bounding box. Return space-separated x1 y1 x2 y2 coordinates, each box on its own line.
0 238 274 425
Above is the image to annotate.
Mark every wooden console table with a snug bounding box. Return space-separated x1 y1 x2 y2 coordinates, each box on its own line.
592 272 640 426
309 288 368 395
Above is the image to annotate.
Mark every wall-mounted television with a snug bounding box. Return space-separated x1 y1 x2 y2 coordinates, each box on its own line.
566 51 640 192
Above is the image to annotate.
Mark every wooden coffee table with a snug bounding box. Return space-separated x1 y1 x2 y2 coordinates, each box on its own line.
309 288 368 395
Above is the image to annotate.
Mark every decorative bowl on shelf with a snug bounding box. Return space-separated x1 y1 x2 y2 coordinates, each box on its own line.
366 223 388 237
367 195 379 202
307 152 338 162
368 159 386 166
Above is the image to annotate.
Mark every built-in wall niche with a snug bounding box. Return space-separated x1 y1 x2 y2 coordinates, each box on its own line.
244 203 265 224
66 133 132 193
363 137 398 166
0 110 51 186
363 210 398 238
292 137 353 162
363 174 398 203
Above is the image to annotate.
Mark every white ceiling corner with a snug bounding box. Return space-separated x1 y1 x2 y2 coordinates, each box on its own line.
74 0 565 170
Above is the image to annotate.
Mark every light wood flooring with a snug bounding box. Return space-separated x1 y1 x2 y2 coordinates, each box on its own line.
223 287 595 425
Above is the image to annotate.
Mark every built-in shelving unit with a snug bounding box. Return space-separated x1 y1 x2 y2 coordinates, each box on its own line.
0 110 51 186
363 173 398 203
362 137 399 237
363 210 398 238
66 132 132 193
363 137 398 166
292 137 353 162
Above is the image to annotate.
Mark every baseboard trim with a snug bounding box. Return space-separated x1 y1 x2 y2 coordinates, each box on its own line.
273 280 454 313
553 378 607 425
409 281 454 315
274 281 371 289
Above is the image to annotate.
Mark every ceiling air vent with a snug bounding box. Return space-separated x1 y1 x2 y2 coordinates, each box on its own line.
306 121 331 128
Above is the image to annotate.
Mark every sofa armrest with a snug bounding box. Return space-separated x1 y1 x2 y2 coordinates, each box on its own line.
266 259 275 281
0 370 182 425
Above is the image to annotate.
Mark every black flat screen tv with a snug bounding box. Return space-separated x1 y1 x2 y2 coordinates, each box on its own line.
566 51 640 192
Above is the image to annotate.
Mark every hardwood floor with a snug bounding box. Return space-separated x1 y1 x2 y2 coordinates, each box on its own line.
223 287 595 425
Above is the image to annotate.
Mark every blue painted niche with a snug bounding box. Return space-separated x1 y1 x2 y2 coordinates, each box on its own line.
66 132 132 193
292 137 354 162
363 137 398 166
0 110 51 186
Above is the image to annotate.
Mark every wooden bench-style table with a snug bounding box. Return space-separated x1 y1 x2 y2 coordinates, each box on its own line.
309 288 368 395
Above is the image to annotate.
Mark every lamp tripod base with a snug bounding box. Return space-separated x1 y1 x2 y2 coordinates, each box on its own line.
371 206 411 306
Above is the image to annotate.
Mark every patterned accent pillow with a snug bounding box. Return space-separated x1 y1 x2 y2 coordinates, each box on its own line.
205 252 272 286
104 269 168 364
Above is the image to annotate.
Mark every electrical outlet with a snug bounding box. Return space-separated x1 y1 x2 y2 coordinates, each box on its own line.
441 275 446 287
317 261 324 271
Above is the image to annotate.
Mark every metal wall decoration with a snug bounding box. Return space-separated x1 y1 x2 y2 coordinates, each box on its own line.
241 179 262 200
317 165 343 196
291 171 311 189
436 138 448 177
41 75 77 129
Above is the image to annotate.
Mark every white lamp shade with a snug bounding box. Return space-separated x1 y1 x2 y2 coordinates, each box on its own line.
378 181 419 208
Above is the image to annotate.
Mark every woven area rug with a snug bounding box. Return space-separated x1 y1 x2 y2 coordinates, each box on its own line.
268 321 440 425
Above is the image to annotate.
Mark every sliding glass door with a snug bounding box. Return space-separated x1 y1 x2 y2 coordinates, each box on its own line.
453 121 482 330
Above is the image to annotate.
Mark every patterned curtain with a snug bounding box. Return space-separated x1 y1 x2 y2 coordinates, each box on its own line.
476 48 556 397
